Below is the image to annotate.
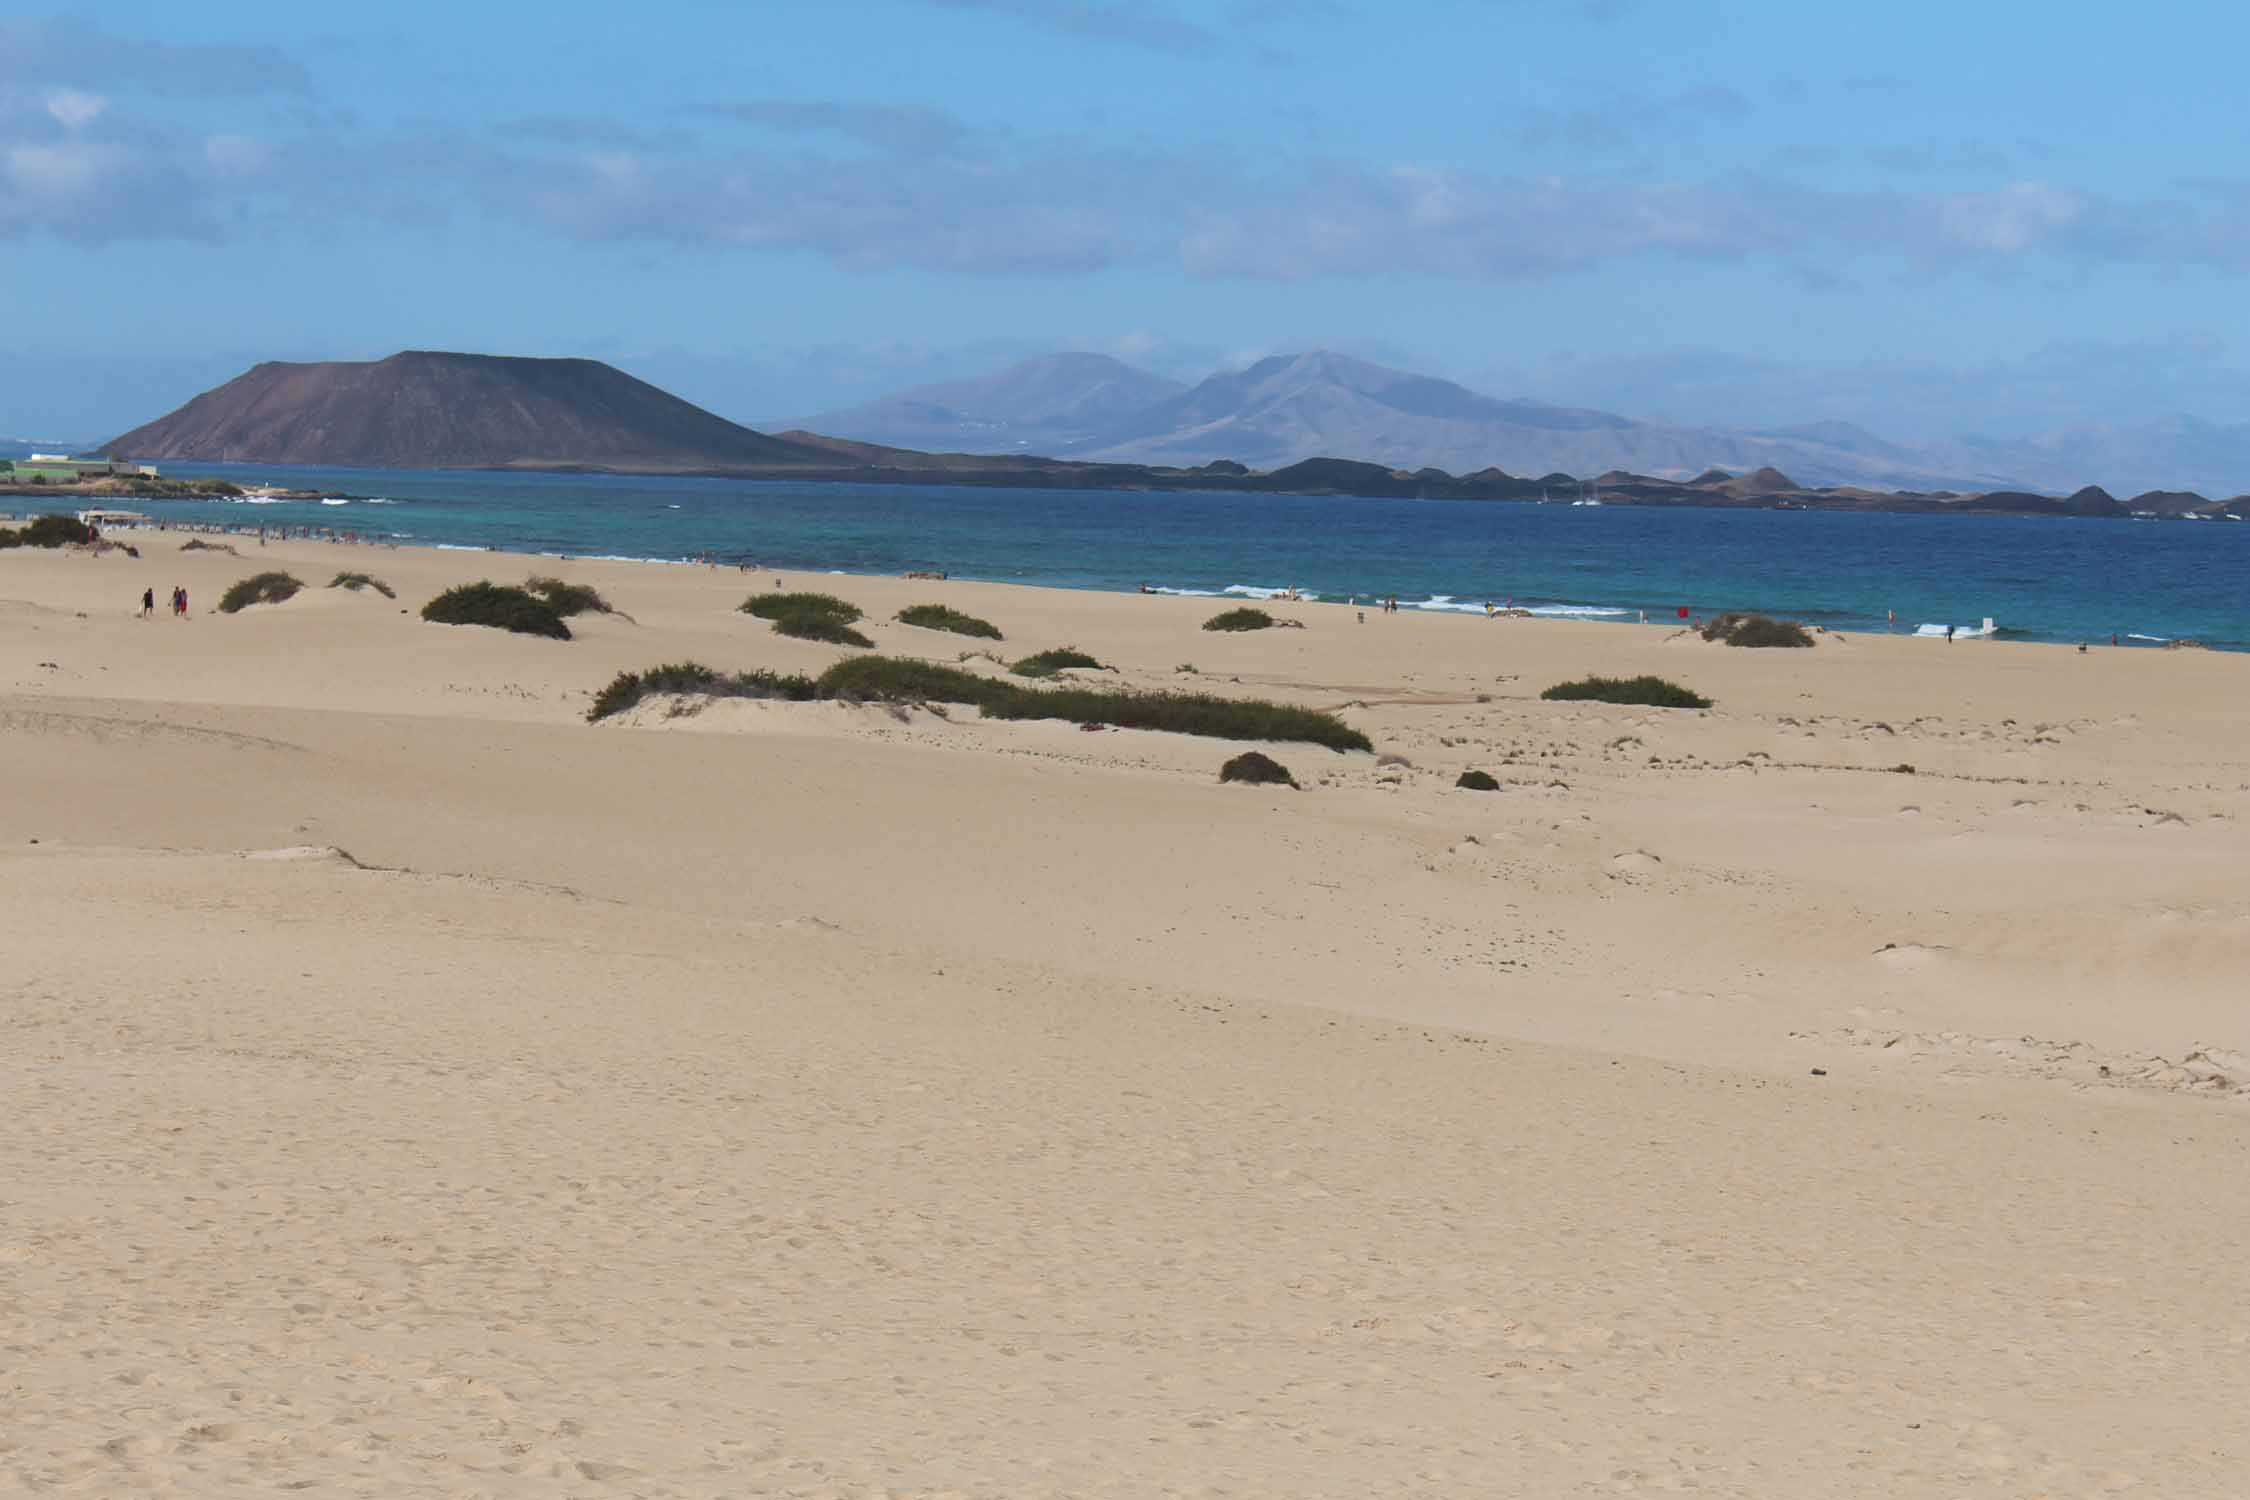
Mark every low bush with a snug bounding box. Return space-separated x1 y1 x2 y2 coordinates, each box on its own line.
816 656 1022 711
1701 612 1815 648
742 590 870 647
329 571 396 598
217 571 305 613
1890 762 1917 775
1011 647 1108 678
18 514 96 547
587 660 818 722
421 581 571 639
811 654 1371 751
1220 751 1297 787
741 591 862 624
897 603 1002 640
1540 675 1712 709
1203 607 1276 632
990 687 1372 751
774 613 874 647
525 574 614 617
1456 769 1502 791
180 538 237 554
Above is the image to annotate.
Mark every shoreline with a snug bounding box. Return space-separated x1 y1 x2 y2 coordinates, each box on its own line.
12 509 2234 654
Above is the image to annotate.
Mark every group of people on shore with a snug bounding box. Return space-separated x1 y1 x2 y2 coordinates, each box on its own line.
140 586 189 618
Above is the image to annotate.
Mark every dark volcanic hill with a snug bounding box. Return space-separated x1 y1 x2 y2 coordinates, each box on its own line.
107 351 837 471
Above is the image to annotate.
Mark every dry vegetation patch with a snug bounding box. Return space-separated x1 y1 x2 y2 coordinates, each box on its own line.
217 571 306 613
1540 675 1712 709
1701 612 1815 648
897 603 1002 640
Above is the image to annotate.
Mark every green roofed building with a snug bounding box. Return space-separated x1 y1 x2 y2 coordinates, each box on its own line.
2 458 158 481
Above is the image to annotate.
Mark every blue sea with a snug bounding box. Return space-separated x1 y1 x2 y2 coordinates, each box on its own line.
16 461 2250 649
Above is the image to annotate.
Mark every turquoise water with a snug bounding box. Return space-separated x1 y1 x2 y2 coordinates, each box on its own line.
16 461 2250 649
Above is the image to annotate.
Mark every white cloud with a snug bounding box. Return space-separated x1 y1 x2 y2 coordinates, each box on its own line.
44 88 106 130
1932 181 2083 254
5 140 124 195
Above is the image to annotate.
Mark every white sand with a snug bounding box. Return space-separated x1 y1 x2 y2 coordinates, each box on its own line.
5 533 2248 1495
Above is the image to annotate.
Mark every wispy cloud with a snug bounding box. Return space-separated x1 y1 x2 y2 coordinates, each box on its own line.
493 115 698 154
5 27 2247 288
1518 84 1751 152
0 14 312 96
702 100 987 158
909 0 1217 54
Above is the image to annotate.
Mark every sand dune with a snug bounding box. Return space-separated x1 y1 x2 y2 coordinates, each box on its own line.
5 533 2248 1494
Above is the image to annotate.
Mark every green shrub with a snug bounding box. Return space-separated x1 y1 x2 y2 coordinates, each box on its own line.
1701 612 1815 648
525 574 614 617
741 591 862 624
1011 647 1108 678
421 581 571 640
816 656 1022 711
1203 607 1276 632
1540 675 1712 709
20 514 96 547
897 603 1003 640
587 661 818 722
1220 751 1297 788
180 538 237 554
742 591 870 647
1456 770 1502 791
812 655 1370 752
217 571 305 613
329 571 395 598
999 689 1371 751
774 613 874 647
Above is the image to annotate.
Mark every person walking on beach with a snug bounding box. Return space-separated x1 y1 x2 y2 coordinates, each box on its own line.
140 587 154 619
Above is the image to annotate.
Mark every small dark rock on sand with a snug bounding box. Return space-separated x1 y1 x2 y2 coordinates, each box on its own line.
1220 751 1297 788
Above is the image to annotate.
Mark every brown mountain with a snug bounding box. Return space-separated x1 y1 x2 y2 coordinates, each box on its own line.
106 351 837 471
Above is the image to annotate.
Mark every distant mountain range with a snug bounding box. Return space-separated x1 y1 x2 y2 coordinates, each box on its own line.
777 352 1187 457
779 350 2005 490
97 350 2248 519
783 349 2250 497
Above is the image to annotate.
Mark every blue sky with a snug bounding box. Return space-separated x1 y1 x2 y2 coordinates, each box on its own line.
5 1 2250 440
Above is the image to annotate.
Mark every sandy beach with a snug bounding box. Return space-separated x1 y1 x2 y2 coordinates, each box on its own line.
6 530 2249 1496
